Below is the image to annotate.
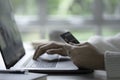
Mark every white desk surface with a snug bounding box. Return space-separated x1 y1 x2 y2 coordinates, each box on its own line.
47 70 107 80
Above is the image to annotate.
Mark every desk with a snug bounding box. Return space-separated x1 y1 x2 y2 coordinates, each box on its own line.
47 70 107 80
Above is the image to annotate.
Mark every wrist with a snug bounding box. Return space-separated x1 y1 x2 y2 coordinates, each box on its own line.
63 43 73 56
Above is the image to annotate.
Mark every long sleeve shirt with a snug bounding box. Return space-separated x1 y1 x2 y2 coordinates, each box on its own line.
88 33 120 80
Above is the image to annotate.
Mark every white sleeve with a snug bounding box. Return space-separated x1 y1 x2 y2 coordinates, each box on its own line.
88 33 120 79
88 34 120 53
105 51 120 79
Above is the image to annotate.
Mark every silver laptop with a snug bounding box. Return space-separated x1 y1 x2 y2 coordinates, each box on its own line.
0 0 93 74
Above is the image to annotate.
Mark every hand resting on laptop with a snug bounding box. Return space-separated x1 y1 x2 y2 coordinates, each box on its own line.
33 41 104 70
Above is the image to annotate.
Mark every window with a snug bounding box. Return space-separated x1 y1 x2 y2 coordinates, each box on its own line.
11 0 120 42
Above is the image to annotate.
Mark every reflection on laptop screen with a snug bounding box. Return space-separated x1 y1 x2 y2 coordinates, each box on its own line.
0 0 25 69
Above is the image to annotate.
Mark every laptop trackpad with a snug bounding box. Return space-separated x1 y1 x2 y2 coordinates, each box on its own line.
39 53 59 61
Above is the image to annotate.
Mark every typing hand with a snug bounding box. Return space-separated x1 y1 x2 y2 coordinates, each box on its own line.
33 41 72 60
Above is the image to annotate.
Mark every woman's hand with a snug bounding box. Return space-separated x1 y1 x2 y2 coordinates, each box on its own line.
69 42 105 70
33 41 104 70
33 41 72 60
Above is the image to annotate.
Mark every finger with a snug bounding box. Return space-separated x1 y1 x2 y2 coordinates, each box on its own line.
32 43 46 50
33 46 45 60
68 42 75 45
75 42 89 46
33 44 51 60
68 42 83 47
47 48 67 56
64 43 73 50
33 42 61 60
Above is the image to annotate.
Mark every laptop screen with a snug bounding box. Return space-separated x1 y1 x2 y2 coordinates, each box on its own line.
0 0 25 69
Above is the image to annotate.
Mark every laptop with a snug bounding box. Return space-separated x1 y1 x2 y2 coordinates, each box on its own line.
0 0 93 74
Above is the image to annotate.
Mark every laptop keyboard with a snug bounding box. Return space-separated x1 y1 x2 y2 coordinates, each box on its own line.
26 58 58 68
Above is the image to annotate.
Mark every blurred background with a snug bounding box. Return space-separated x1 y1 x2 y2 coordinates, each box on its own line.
11 0 120 42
